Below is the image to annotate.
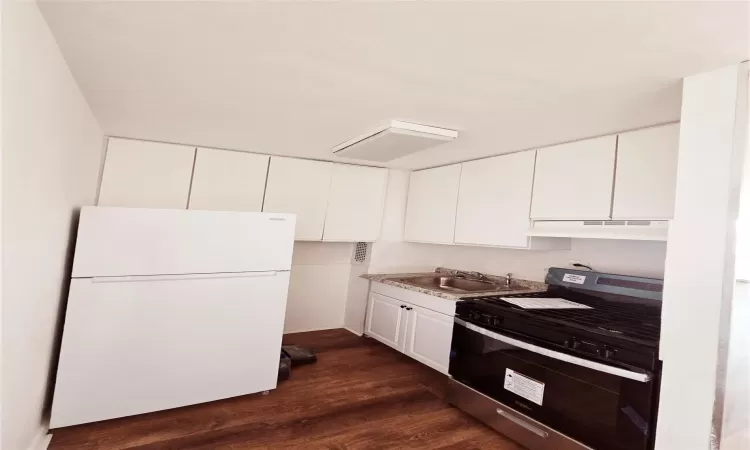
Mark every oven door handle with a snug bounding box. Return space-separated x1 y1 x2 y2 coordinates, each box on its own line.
454 318 653 383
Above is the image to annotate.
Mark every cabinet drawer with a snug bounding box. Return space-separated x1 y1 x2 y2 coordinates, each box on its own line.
447 379 591 450
370 282 456 316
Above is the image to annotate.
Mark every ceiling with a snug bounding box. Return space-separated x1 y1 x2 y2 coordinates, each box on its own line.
40 1 748 170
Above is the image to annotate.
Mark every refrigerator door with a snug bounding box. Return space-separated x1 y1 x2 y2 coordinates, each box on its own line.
72 207 296 277
50 271 290 428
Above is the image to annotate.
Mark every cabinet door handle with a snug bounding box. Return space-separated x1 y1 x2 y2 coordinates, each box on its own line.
406 307 413 311
400 305 406 309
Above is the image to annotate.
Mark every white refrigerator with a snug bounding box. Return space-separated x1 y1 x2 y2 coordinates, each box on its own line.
50 206 296 428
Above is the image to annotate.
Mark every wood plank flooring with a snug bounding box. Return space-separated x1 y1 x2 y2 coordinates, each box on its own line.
49 329 523 449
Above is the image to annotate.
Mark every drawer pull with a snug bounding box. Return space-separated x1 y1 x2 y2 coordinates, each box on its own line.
496 408 549 438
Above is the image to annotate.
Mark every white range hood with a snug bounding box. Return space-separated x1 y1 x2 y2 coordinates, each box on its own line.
527 220 669 241
332 120 458 162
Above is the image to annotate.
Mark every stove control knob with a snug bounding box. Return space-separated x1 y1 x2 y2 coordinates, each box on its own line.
597 347 616 359
492 317 503 327
565 339 580 350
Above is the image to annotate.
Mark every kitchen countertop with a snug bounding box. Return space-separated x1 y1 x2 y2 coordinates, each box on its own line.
361 267 548 300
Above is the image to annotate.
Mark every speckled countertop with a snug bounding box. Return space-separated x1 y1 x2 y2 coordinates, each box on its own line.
361 267 548 300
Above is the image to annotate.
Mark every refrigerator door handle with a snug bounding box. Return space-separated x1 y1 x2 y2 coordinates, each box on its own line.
91 271 279 283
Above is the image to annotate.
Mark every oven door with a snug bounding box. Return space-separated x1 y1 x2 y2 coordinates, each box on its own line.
449 318 658 450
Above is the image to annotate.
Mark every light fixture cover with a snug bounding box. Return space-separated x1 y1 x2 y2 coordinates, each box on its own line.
332 120 458 162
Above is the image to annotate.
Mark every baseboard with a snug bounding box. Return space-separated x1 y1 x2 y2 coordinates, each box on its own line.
283 326 345 334
26 426 52 450
343 326 363 336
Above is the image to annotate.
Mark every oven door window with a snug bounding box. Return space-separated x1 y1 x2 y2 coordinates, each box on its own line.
449 321 656 450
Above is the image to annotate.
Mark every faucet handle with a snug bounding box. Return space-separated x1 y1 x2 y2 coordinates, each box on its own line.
505 273 513 288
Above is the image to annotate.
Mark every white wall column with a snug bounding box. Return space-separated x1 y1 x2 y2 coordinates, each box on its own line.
656 62 748 450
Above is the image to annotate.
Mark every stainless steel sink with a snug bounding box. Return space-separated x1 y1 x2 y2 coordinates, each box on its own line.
394 276 520 293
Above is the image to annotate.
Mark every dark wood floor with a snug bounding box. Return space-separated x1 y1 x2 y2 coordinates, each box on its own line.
49 329 523 449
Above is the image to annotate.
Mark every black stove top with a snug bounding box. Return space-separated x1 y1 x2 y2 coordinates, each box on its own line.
466 289 661 346
456 268 663 371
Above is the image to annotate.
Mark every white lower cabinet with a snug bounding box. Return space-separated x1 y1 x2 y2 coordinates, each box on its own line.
366 292 407 351
404 304 453 373
365 287 454 375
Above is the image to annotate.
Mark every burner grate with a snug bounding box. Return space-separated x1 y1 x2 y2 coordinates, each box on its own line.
471 291 661 344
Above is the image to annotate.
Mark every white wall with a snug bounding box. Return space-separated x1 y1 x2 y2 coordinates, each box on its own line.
2 3 104 449
721 282 749 448
736 122 750 282
284 242 353 333
656 63 748 450
370 239 667 281
344 263 370 335
370 169 668 281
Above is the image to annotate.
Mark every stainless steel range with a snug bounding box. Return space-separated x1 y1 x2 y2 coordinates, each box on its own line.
447 268 662 450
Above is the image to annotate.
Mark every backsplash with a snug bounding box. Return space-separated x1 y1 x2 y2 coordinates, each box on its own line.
369 239 667 282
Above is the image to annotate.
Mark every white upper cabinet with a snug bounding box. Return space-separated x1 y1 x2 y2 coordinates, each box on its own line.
612 124 680 220
531 135 617 220
455 151 536 248
263 157 333 241
188 149 269 212
404 164 462 244
98 138 196 209
323 164 387 242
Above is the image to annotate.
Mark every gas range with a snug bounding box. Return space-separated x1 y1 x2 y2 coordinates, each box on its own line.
457 270 662 372
448 268 663 450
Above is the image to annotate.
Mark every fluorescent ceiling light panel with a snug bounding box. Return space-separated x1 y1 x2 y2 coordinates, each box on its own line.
332 120 458 162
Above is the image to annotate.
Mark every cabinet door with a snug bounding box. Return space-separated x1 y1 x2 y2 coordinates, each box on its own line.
323 164 387 242
98 138 195 209
404 304 453 374
455 151 536 247
365 292 406 351
263 157 332 240
612 124 680 219
404 164 462 244
188 149 269 212
530 136 617 220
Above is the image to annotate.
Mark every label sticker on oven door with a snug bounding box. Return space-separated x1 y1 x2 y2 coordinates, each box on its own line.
504 369 544 405
562 273 586 284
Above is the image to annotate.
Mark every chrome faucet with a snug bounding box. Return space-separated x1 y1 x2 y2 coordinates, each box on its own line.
450 270 487 282
505 273 513 288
